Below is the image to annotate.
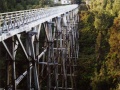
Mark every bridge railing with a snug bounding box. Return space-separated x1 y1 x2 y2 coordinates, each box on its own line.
0 5 78 35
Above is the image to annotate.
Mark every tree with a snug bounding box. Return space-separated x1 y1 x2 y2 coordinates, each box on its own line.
0 0 8 12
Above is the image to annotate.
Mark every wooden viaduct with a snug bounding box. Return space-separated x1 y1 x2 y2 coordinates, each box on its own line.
0 4 79 90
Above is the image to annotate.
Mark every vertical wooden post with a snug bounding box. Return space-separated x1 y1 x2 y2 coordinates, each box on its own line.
26 34 32 90
11 37 17 90
47 42 52 90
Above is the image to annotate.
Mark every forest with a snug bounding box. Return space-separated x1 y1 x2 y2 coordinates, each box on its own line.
0 0 80 12
77 0 120 90
0 0 120 90
0 0 54 12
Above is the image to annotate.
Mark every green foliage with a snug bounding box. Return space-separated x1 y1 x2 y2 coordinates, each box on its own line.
76 54 95 90
77 11 97 89
94 11 113 30
91 73 118 90
0 0 54 12
112 0 120 16
16 3 24 10
106 16 120 78
78 1 120 89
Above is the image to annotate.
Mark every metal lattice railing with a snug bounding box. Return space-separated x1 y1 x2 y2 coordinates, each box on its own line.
0 5 78 35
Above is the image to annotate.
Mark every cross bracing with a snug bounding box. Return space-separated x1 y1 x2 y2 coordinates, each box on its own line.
0 4 79 90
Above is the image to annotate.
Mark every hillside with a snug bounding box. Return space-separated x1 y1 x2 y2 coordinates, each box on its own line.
77 0 120 90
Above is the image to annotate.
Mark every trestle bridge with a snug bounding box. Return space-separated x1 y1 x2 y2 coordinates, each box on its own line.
0 4 79 90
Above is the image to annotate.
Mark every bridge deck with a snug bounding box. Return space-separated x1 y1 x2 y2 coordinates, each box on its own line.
0 5 78 42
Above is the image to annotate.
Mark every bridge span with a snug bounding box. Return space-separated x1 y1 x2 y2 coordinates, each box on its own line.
0 4 79 90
